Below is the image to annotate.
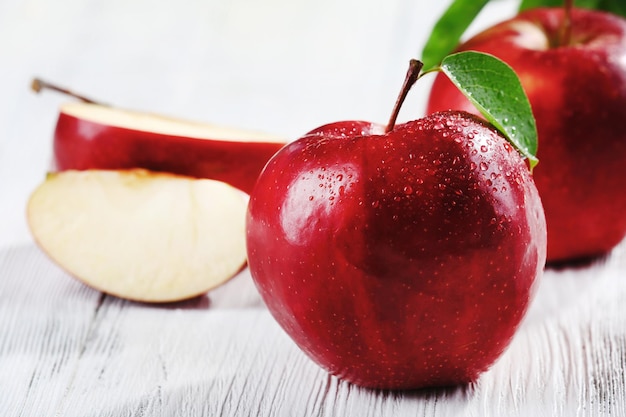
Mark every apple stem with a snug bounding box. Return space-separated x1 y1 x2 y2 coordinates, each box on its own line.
31 78 103 105
558 0 573 46
385 59 424 133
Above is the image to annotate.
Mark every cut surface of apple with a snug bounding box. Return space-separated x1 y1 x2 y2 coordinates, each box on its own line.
54 102 287 194
27 169 248 303
59 102 285 142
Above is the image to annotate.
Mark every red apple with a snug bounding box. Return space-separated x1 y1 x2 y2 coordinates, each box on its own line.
52 102 287 194
246 85 546 390
27 169 248 302
426 7 626 263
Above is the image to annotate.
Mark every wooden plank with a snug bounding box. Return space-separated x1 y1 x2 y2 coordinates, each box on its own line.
1 242 626 416
0 245 104 416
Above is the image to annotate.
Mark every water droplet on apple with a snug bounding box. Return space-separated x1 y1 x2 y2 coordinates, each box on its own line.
479 162 489 171
434 122 444 130
403 185 413 195
470 162 477 171
336 174 343 181
371 200 380 208
309 195 314 201
480 145 488 153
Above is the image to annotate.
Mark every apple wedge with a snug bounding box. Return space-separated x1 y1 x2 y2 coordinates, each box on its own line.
27 169 248 303
53 102 287 194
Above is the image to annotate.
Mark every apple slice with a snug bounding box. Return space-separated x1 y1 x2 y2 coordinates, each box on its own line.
53 102 287 194
27 169 248 303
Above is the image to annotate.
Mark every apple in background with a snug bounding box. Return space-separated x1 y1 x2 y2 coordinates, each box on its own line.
427 7 626 264
27 169 248 303
52 102 286 194
246 58 546 389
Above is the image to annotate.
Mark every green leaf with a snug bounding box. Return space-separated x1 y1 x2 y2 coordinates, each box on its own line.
421 0 490 72
579 0 626 17
439 51 539 168
519 0 626 18
519 0 562 10
603 0 626 17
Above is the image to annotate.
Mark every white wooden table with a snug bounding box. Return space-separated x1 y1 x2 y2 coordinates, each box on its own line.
2 0 626 415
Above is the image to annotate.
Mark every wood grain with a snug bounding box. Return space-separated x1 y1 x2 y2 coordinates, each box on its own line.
1 243 626 416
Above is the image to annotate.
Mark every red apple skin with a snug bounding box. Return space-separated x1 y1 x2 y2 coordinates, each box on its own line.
53 111 286 194
426 8 626 264
246 112 546 390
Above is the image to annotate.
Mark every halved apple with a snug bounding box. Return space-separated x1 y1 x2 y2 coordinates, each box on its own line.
27 169 248 303
53 102 287 194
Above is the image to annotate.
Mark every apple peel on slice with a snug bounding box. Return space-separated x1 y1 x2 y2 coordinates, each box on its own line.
54 102 287 193
27 169 248 303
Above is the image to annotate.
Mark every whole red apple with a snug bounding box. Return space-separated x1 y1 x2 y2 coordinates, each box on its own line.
52 102 286 194
246 103 546 388
427 7 626 263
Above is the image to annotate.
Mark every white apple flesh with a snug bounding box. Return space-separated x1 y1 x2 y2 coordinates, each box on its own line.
27 169 248 302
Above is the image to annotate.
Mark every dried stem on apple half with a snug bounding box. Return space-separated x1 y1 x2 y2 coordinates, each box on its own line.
31 78 104 105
